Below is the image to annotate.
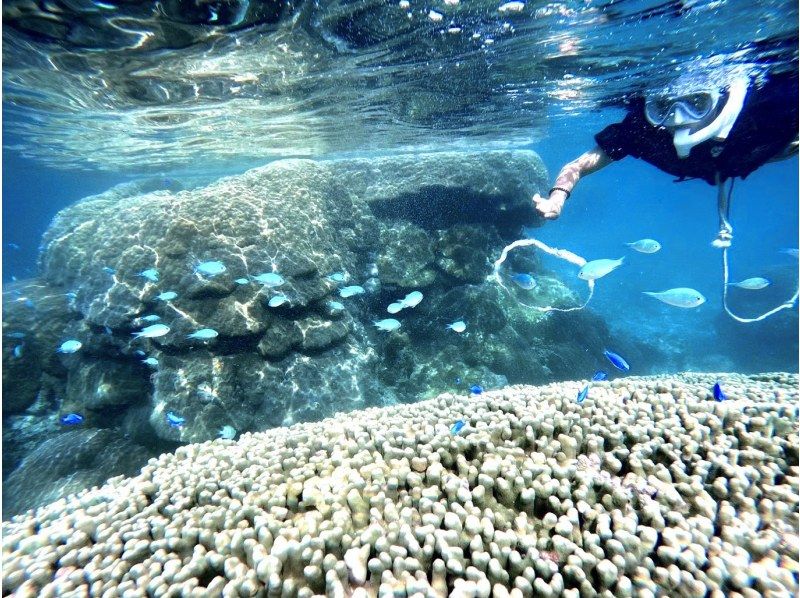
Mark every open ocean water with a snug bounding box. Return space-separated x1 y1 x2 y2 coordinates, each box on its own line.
2 0 798 596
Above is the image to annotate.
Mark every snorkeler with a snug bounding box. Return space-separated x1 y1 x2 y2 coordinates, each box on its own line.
534 66 798 249
525 65 799 323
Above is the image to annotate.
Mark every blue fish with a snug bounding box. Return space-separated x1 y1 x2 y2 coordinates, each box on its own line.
60 413 84 425
65 292 78 300
603 350 630 372
166 411 185 428
511 273 537 290
577 385 589 404
195 261 227 276
155 291 178 301
7 243 20 251
713 382 727 402
12 344 23 358
592 370 608 381
6 332 25 339
326 272 347 283
138 268 159 282
450 420 466 435
470 384 483 395
57 339 83 354
140 315 161 322
455 376 462 385
187 328 219 340
234 278 250 285
142 357 159 367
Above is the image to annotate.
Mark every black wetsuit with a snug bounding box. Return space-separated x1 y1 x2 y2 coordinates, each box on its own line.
595 70 799 185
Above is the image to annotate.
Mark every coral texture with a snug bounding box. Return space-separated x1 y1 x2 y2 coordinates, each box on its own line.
2 373 797 597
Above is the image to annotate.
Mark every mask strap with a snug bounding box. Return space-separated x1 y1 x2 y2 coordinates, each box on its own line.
492 238 595 312
716 175 799 322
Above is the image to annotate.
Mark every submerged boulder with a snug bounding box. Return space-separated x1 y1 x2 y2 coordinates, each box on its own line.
25 149 615 450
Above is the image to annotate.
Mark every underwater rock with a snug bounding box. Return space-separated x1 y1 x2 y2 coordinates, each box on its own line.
2 279 80 415
65 359 150 412
376 222 437 288
435 224 501 283
29 150 614 449
2 373 796 596
2 428 154 518
337 150 546 234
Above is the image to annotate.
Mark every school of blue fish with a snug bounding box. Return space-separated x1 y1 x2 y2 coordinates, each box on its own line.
21 244 764 434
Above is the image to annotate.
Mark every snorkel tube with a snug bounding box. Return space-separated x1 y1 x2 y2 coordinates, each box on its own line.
673 76 749 158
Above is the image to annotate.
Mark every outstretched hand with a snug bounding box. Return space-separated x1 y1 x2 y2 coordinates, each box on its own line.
533 193 565 220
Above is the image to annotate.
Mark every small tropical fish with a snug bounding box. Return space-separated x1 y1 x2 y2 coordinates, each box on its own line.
578 258 624 281
104 326 113 336
511 273 537 290
133 324 171 339
103 266 116 275
195 261 227 276
625 239 661 254
60 413 84 425
252 273 285 287
166 411 185 428
450 420 466 435
374 318 401 332
12 344 23 358
234 278 250 285
470 384 483 395
187 328 219 340
156 291 178 301
140 315 161 322
340 285 366 298
713 382 727 402
142 357 159 367
447 320 467 333
138 268 159 282
387 302 405 314
326 272 347 283
6 332 25 339
65 292 78 301
498 0 524 12
591 370 608 382
218 425 237 440
327 301 345 311
577 385 589 403
455 377 462 385
643 288 706 308
401 291 423 308
727 277 771 290
780 248 799 258
57 339 82 354
604 350 630 372
134 350 147 357
268 294 289 308
6 243 20 250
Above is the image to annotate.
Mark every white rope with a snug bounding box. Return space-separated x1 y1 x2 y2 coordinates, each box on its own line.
716 177 799 323
492 237 595 312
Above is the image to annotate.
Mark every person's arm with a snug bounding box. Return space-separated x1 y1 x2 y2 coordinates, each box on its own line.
533 145 613 219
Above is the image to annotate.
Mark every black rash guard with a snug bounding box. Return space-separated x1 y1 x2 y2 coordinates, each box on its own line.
594 70 799 185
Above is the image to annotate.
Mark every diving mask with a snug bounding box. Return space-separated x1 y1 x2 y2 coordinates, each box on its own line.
644 90 721 127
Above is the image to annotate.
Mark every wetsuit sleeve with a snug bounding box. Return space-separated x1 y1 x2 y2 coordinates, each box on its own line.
594 116 636 161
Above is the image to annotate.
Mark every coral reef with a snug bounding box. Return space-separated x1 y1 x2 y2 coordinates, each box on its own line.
9 150 561 445
2 373 797 597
